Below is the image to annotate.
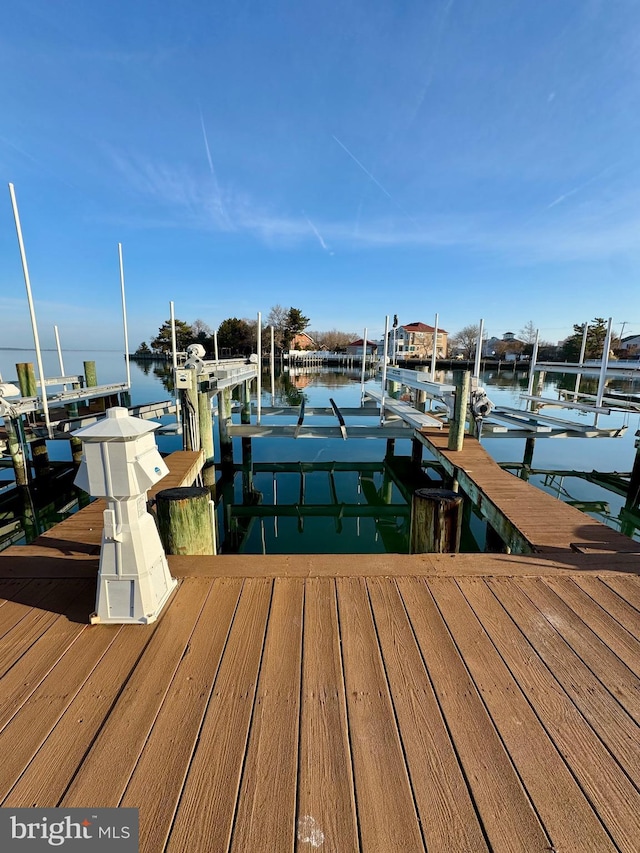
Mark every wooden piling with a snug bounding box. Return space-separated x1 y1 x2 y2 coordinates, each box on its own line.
180 369 200 452
198 384 214 462
16 362 37 397
31 438 50 475
410 487 463 553
155 486 215 555
6 418 28 486
83 360 98 388
218 386 233 466
70 436 84 465
447 370 470 451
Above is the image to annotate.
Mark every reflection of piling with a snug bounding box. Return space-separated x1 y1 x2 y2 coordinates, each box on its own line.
410 488 463 553
448 371 470 451
218 387 233 467
156 486 216 555
6 418 28 486
627 430 640 508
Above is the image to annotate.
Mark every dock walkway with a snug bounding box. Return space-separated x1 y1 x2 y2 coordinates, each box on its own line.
0 449 638 851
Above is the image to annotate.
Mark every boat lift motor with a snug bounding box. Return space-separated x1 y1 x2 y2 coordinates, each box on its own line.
0 383 21 418
73 407 177 624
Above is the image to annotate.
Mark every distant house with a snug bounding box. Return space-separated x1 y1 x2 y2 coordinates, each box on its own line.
619 334 640 356
346 338 378 356
289 331 316 350
388 322 448 360
483 331 525 360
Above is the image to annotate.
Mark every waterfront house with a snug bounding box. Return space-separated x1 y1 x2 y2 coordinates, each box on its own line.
619 334 640 357
483 331 525 360
346 338 379 356
290 331 316 350
388 322 448 360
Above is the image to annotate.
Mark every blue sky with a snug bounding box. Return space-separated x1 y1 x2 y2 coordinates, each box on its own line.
1 0 639 351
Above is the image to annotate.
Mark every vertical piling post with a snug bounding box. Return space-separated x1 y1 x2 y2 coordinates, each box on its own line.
198 382 214 462
16 362 37 397
155 487 215 555
430 312 439 382
218 386 233 467
410 488 463 553
6 418 28 486
448 370 470 451
359 326 368 402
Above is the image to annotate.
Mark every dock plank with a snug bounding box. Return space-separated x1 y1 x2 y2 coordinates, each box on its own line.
461 576 640 851
4 619 160 807
398 576 549 853
296 578 359 853
572 575 640 638
367 577 488 853
121 578 242 853
430 576 616 852
513 577 640 726
231 578 304 853
60 579 208 807
166 579 272 853
543 576 640 678
337 576 426 852
488 577 640 789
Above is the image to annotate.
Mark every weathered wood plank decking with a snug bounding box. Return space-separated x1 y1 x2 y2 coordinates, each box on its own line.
0 447 639 851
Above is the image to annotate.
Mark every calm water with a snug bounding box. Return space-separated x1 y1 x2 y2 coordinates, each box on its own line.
1 349 639 550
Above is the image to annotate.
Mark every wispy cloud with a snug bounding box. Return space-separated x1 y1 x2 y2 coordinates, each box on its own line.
546 163 618 209
199 108 229 224
105 148 640 262
303 213 333 255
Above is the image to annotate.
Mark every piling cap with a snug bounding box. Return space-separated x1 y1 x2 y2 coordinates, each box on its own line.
72 406 160 441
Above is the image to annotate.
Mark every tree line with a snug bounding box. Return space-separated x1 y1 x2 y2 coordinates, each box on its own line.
135 305 358 358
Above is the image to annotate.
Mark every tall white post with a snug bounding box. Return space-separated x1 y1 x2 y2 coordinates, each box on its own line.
214 329 219 364
360 326 368 403
430 312 439 382
526 329 540 396
380 315 390 426
270 324 275 404
170 301 181 426
118 243 131 389
473 318 484 380
595 317 613 411
54 324 67 392
8 183 51 437
257 312 262 425
573 321 589 398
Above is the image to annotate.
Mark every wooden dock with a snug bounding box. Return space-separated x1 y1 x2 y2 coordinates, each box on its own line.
0 448 639 851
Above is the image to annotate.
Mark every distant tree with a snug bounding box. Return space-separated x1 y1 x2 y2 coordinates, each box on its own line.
450 324 480 358
191 318 212 346
562 318 609 361
310 329 356 351
135 341 151 354
217 317 253 355
519 320 538 346
283 307 310 349
266 304 288 351
150 319 193 354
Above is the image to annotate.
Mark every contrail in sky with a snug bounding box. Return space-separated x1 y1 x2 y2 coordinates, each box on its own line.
332 134 417 224
303 213 333 254
332 134 394 201
547 163 618 210
199 108 228 222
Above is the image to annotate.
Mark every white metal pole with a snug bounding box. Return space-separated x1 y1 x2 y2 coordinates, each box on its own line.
214 329 219 364
8 183 51 437
118 243 131 389
54 324 67 392
257 312 262 425
270 324 275 404
595 317 613 410
380 316 390 426
473 318 484 380
430 312 439 382
573 321 589 398
170 301 180 426
526 329 540 396
360 326 368 403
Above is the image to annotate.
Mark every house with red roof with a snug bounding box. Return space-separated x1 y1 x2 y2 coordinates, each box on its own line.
388 321 448 360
